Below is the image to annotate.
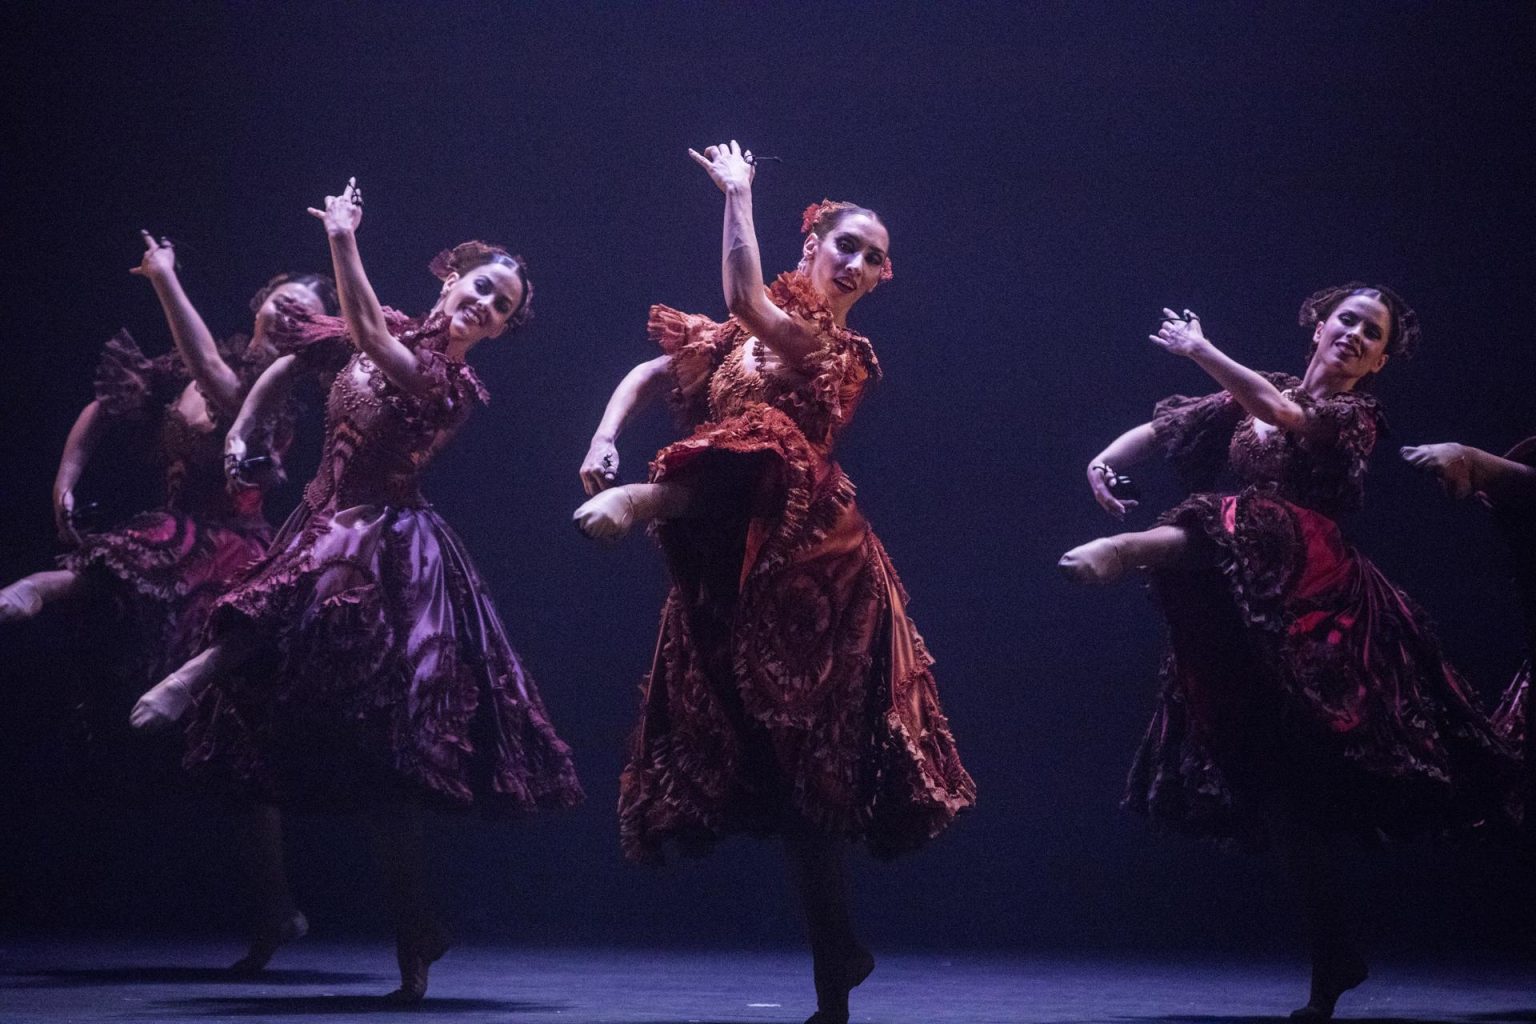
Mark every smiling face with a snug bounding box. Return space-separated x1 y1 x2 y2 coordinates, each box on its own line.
802 212 890 319
434 261 525 346
1309 293 1392 383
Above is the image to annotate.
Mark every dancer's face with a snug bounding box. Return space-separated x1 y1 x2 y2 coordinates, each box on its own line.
437 262 524 345
1310 294 1392 381
254 282 326 333
802 213 889 318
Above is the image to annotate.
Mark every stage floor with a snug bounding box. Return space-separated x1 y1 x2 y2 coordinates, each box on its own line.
0 939 1531 1023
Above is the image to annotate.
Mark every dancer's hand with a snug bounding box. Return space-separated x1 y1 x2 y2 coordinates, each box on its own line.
1149 309 1210 358
1400 443 1474 499
223 433 249 484
580 438 620 496
688 140 755 194
53 486 79 546
308 177 364 237
1087 462 1137 519
129 230 177 282
573 488 635 542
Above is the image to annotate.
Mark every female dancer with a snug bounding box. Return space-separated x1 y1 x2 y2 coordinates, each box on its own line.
0 233 329 653
133 179 583 1002
574 142 974 1024
1059 288 1522 1020
0 232 333 972
1401 438 1535 811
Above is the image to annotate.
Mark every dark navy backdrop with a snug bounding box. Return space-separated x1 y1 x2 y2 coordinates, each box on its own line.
3 3 1532 953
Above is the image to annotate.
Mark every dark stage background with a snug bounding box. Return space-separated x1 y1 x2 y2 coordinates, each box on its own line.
2 3 1532 957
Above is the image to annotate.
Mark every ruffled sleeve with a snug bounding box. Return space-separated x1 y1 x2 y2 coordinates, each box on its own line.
270 304 419 380
1151 389 1244 492
1296 389 1382 462
268 310 354 379
649 304 730 428
765 272 882 443
91 329 188 420
1292 388 1383 514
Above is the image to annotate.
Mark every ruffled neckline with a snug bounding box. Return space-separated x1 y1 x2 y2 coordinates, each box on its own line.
766 271 881 382
279 306 489 406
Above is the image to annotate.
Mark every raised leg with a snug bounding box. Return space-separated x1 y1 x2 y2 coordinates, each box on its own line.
130 632 255 731
0 569 86 622
573 482 701 541
1058 525 1193 584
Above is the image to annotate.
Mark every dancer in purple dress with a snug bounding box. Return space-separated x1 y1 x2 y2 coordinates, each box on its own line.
0 231 334 972
1059 286 1522 1020
133 179 582 1003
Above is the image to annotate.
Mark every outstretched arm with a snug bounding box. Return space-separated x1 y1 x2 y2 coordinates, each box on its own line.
308 178 432 397
689 141 822 365
131 231 245 417
580 355 673 496
1150 309 1312 433
53 401 107 544
1401 443 1536 508
223 354 301 486
1085 422 1158 519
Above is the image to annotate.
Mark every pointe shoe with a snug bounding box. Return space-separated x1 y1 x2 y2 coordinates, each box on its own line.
229 909 308 976
129 672 196 732
0 580 43 623
383 921 451 1004
1290 954 1368 1020
1057 538 1130 584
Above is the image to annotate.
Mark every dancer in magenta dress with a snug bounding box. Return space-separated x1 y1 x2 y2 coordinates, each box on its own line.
575 142 973 1024
1059 286 1522 1020
133 179 582 1003
0 231 334 972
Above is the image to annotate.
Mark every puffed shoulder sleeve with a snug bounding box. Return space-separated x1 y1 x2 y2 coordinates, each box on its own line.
1151 388 1243 492
1297 389 1383 462
268 309 354 379
649 304 729 426
92 329 187 420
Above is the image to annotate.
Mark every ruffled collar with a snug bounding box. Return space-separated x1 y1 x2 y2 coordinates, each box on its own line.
767 271 881 382
395 309 491 406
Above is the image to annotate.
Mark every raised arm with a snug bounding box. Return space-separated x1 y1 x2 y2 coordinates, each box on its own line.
223 353 301 487
131 231 245 416
1401 443 1536 509
53 401 108 544
1150 309 1312 433
308 178 434 398
1085 422 1158 519
580 355 673 496
689 141 822 365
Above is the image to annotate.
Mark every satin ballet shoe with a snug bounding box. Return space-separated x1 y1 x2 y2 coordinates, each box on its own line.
383 921 451 1004
229 909 308 975
129 671 196 732
1057 538 1130 584
0 580 43 622
1290 954 1368 1020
